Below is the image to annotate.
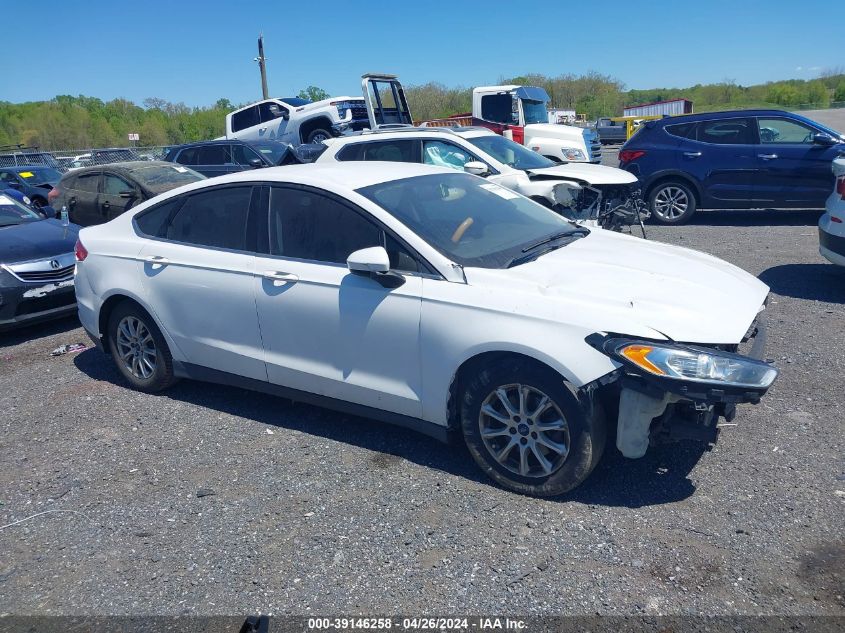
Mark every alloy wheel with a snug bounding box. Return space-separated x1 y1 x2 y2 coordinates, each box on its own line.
478 383 570 478
653 186 689 221
115 316 157 380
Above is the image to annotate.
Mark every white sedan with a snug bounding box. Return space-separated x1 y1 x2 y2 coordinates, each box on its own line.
74 163 777 496
819 157 845 266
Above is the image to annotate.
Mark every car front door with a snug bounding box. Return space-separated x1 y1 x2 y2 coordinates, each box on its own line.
257 102 290 142
135 185 266 380
682 117 757 208
67 170 102 226
754 116 840 207
101 172 138 221
253 185 424 417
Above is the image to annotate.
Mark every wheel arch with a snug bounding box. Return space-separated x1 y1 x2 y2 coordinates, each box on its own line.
298 116 333 143
97 292 173 355
644 171 703 207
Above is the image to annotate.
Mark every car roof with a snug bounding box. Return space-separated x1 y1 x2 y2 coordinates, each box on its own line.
652 109 792 125
60 160 175 176
170 138 288 150
329 126 495 145
0 165 58 171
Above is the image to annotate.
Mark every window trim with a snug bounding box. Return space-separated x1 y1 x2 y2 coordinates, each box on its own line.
132 183 261 255
262 182 441 278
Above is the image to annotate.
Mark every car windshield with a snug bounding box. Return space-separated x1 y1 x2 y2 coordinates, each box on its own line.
131 164 205 193
467 135 556 170
522 99 548 125
280 97 310 107
18 167 62 186
250 142 289 165
0 194 42 227
356 172 584 269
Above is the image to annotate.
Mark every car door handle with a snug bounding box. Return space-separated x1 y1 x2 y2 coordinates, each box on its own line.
683 151 702 158
144 255 169 268
263 270 299 285
758 153 778 160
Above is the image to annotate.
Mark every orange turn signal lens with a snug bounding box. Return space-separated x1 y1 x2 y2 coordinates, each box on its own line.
619 344 666 375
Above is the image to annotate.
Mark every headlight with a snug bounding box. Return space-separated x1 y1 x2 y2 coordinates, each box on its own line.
605 339 777 390
562 148 586 161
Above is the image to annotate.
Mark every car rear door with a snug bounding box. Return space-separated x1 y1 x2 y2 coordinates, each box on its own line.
682 117 756 208
754 116 839 207
66 170 102 226
253 184 424 418
100 172 139 221
135 185 266 380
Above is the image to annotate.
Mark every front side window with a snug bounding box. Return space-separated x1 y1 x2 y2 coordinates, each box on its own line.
698 118 754 145
757 118 816 144
232 106 259 132
165 186 252 250
231 144 262 166
336 140 418 163
467 134 553 170
270 187 381 264
258 102 287 123
480 94 516 124
103 174 133 195
422 140 472 170
357 173 581 269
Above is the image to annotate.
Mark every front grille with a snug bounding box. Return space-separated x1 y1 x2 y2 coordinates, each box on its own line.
15 265 75 282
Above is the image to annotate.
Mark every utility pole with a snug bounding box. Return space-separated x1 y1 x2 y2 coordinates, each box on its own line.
255 34 269 99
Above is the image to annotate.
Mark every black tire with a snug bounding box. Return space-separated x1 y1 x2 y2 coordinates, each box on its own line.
305 128 332 144
460 358 606 497
107 301 176 392
648 180 697 225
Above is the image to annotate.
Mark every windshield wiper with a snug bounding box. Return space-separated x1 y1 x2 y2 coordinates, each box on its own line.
506 231 588 268
520 228 589 253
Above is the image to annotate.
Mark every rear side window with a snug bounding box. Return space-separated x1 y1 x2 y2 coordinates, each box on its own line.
269 186 381 263
697 118 754 145
232 106 259 132
665 122 697 140
135 197 183 237
165 186 252 250
75 173 100 193
336 140 418 163
196 145 231 165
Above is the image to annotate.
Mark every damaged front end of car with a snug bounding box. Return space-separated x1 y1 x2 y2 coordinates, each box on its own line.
583 311 777 458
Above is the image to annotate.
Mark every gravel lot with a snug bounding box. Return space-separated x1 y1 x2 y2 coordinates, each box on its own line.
1 196 843 617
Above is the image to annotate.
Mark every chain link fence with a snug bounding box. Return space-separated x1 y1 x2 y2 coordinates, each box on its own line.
0 146 172 172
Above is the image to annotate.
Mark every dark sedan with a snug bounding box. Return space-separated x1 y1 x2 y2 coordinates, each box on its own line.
163 139 294 178
50 161 205 227
0 165 62 212
0 193 80 331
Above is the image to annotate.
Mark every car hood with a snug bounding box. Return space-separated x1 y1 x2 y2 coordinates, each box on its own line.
526 163 637 185
0 219 80 264
524 123 593 143
464 229 768 345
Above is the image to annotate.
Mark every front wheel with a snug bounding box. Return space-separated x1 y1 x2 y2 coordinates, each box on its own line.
107 301 176 392
648 181 697 224
306 128 332 144
460 359 606 497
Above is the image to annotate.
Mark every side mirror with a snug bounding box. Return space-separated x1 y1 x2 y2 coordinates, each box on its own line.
812 133 836 146
7 181 21 189
249 157 264 168
119 190 136 199
464 161 489 176
281 110 290 121
347 246 405 288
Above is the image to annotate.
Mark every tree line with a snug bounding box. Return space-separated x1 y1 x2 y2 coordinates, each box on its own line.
1 72 843 151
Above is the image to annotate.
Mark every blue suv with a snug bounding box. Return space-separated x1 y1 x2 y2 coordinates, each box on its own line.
619 109 845 224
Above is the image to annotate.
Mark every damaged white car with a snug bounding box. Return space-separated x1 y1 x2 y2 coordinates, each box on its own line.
317 127 648 233
75 163 777 497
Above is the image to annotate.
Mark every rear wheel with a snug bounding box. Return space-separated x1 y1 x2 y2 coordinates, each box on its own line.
460 359 606 497
648 181 697 224
107 301 176 392
306 128 332 144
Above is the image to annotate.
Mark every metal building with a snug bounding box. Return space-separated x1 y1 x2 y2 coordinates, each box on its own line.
623 98 693 118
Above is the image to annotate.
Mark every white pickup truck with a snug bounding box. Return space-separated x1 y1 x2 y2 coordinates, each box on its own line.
225 96 370 145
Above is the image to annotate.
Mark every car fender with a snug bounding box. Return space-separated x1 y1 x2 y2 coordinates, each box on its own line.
642 168 704 202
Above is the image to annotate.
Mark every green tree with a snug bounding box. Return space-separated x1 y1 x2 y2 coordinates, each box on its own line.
296 86 330 102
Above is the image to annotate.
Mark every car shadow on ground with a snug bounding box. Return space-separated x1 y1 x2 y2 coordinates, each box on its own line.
0 315 81 349
759 263 845 303
684 208 823 227
74 349 703 508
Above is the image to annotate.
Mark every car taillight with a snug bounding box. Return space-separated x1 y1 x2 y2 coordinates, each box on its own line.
619 150 646 162
837 176 845 200
74 239 88 262
48 186 60 203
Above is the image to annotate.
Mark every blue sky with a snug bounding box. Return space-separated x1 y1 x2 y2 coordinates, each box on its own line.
2 0 843 106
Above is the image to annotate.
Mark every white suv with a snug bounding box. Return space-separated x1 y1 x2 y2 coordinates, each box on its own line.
74 163 777 496
317 127 646 230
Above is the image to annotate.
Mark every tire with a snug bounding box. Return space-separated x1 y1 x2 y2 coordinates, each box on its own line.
648 180 697 224
460 358 606 497
107 301 176 392
305 128 332 144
